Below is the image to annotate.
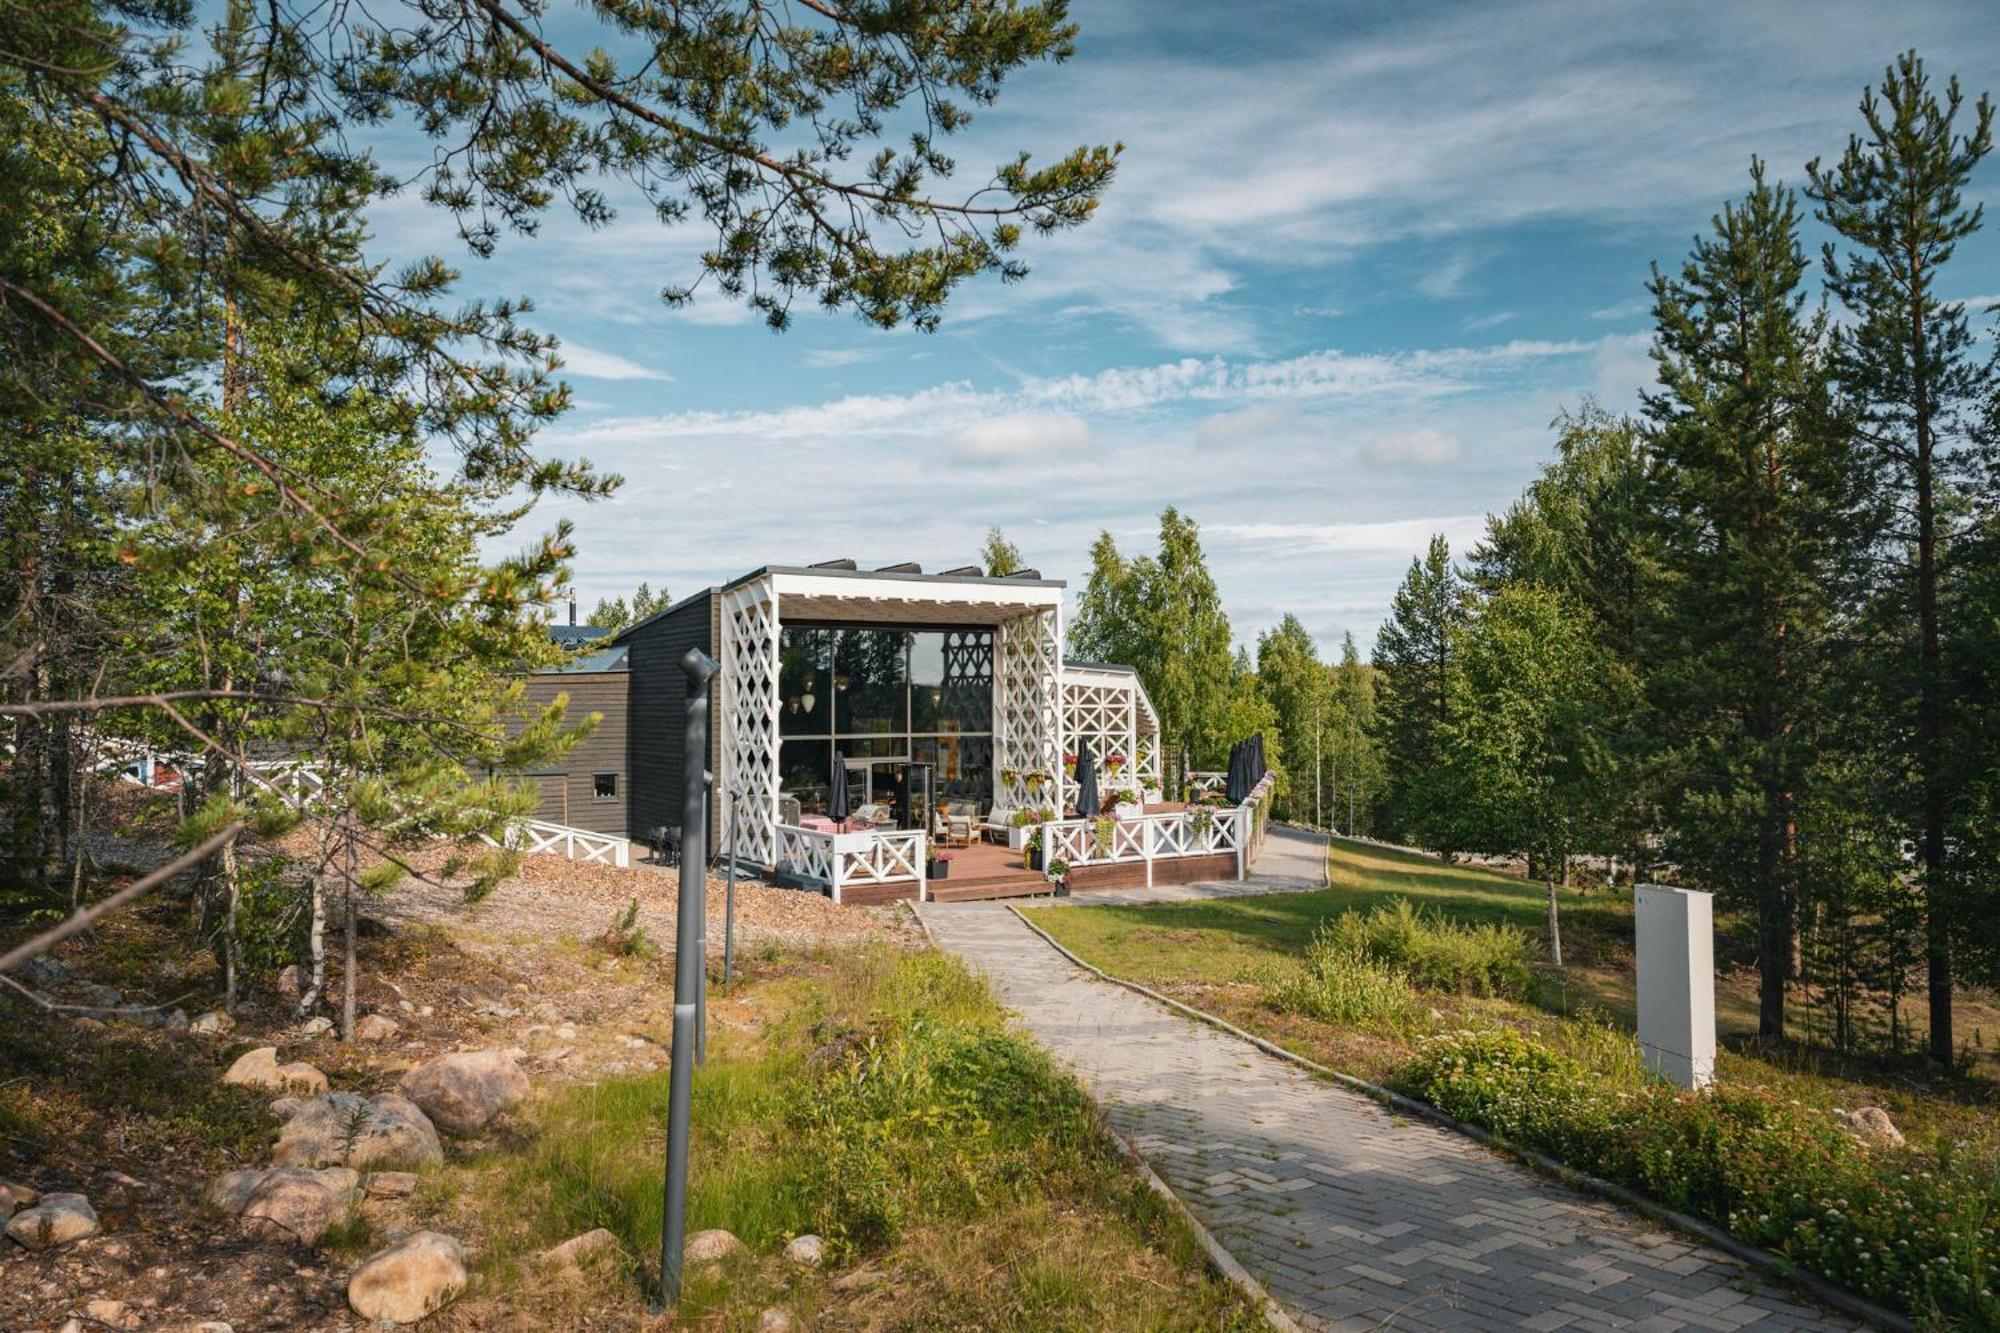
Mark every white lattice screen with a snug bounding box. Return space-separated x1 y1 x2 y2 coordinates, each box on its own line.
995 609 1062 811
1059 666 1162 809
719 575 782 868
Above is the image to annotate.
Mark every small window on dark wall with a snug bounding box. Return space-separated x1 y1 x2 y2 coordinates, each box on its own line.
593 772 618 801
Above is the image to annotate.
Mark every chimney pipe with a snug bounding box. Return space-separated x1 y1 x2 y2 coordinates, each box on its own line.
569 592 577 626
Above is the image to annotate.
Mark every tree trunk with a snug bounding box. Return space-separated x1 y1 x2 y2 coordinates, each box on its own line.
1546 878 1563 967
341 829 358 1042
1911 292 1953 1065
302 867 326 1016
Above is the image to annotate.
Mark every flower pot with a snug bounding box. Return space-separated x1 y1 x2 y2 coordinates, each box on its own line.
1053 880 1071 898
1007 825 1030 850
928 859 951 879
1029 849 1045 872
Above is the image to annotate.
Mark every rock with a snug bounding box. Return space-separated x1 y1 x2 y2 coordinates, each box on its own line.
165 1009 190 1033
193 1323 235 1332
78 981 123 1008
269 1096 305 1121
0 1181 37 1220
684 1228 745 1264
397 1050 529 1136
273 1092 443 1172
190 1011 235 1036
276 965 305 1000
757 1309 795 1332
238 1168 357 1245
84 1299 138 1330
72 1016 106 1033
536 1226 622 1275
346 1230 467 1324
300 1017 334 1037
5 1192 101 1251
17 955 70 989
1838 1106 1905 1149
205 1170 271 1215
363 1172 419 1199
222 1046 328 1095
355 1013 401 1043
782 1233 825 1268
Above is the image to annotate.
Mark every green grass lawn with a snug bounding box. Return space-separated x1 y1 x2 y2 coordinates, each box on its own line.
1024 835 1998 1142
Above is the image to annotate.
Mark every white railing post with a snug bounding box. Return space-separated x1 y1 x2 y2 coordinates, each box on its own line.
917 832 929 902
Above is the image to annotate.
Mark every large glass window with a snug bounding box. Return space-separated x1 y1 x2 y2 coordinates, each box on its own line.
776 624 994 819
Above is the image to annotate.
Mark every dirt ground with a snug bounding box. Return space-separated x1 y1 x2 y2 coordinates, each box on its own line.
0 837 915 1333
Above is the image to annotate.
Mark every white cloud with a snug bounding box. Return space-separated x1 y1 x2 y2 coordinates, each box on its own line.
557 341 671 382
802 347 887 369
1419 252 1482 300
1462 310 1518 331
1360 429 1463 468
957 411 1094 459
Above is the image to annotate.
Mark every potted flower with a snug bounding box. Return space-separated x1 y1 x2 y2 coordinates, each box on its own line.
1044 857 1072 897
1113 787 1144 820
1062 752 1078 778
1186 806 1216 843
1007 806 1039 850
1024 771 1048 796
1025 826 1045 871
1104 752 1127 775
1092 817 1115 859
928 849 953 880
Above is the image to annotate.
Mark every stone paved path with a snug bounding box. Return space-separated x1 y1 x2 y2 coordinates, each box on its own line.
916 892 1862 1331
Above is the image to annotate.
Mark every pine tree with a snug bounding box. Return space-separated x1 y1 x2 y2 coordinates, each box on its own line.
981 528 1023 577
1807 53 1994 1061
1643 160 1861 1041
1137 508 1236 782
1255 615 1330 823
1371 535 1467 851
1068 531 1142 665
1333 633 1383 836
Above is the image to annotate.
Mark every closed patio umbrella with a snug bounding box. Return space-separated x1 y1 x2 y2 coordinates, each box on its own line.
1074 737 1100 819
1225 739 1246 804
830 758 851 823
1250 732 1268 788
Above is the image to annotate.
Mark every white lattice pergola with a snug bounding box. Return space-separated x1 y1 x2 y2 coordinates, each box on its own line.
1058 662 1162 810
716 567 1065 870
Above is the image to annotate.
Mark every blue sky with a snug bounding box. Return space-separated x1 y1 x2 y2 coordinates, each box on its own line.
384 0 2000 655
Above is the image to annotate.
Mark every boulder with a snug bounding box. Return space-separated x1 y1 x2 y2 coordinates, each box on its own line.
684 1228 745 1264
5 1192 101 1251
355 1013 401 1043
273 1093 443 1172
757 1309 795 1333
397 1050 529 1136
238 1168 356 1245
189 1011 235 1036
205 1170 271 1215
269 1097 305 1121
78 982 123 1008
0 1181 37 1221
536 1227 621 1275
1838 1106 1905 1149
362 1171 419 1199
221 1046 325 1095
300 1017 334 1038
17 955 70 989
782 1233 825 1268
346 1230 467 1324
276 965 305 1000
165 1009 190 1033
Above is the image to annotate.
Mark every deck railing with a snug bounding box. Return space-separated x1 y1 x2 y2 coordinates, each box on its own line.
1040 772 1276 885
485 819 632 868
773 824 928 904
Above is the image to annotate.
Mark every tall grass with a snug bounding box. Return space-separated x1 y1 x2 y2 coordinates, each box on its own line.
468 946 1262 1330
1321 898 1533 997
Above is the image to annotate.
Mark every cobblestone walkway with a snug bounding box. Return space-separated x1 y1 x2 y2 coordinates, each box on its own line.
916 898 1861 1331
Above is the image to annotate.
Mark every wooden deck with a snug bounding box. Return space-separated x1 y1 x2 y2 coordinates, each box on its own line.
828 834 1242 906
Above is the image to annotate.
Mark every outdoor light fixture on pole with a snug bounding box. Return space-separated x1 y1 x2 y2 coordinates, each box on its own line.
659 647 716 1310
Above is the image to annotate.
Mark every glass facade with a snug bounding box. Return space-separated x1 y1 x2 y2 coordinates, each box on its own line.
777 624 994 819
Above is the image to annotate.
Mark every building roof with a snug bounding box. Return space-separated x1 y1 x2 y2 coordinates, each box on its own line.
614 560 1066 643
539 644 629 673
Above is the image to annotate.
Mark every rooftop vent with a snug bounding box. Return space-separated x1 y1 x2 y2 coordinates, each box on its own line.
810 558 858 570
938 564 983 577
1004 568 1041 580
874 561 922 574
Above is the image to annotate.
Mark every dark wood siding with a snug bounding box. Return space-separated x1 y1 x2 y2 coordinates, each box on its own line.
624 591 715 846
518 670 629 837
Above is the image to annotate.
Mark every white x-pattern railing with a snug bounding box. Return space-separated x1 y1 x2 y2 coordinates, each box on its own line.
1040 771 1276 886
773 824 928 903
492 819 632 868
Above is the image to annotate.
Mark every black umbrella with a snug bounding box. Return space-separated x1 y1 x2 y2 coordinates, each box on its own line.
1250 732 1268 788
1074 737 1100 819
830 758 851 822
1225 739 1246 804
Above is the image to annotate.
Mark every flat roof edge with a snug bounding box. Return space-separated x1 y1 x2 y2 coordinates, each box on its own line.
731 564 1066 592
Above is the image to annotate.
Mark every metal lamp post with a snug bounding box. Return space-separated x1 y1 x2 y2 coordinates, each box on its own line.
659 647 716 1309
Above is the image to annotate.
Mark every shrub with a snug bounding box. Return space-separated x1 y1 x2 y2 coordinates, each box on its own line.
1320 899 1532 997
1404 1028 2000 1326
1269 950 1417 1029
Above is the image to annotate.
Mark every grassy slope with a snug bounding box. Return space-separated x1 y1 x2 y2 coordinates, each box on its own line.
1024 836 1998 1145
435 944 1264 1331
